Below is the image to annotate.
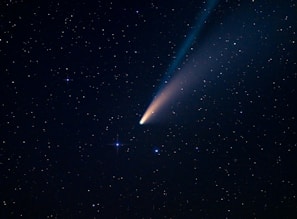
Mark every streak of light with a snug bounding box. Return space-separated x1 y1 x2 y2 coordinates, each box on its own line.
140 0 219 125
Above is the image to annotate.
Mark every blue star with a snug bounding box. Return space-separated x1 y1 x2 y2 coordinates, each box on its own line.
64 76 73 84
153 146 160 154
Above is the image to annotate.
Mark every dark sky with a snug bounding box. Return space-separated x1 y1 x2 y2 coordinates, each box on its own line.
1 0 297 218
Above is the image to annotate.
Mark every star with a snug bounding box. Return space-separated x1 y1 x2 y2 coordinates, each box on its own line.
64 76 73 84
153 147 160 155
108 134 127 154
113 134 123 147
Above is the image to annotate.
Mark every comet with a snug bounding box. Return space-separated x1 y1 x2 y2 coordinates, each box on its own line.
139 75 181 125
140 0 219 125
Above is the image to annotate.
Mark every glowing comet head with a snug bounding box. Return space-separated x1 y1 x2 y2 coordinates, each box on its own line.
139 75 184 125
139 102 155 125
139 110 154 125
139 118 145 125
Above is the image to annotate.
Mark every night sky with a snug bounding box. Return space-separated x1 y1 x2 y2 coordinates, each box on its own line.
1 0 297 218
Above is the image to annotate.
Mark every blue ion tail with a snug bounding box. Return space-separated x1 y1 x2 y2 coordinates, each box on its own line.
158 0 220 92
140 0 219 125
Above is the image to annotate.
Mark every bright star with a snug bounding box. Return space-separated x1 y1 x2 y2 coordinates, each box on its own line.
108 134 128 153
64 75 73 84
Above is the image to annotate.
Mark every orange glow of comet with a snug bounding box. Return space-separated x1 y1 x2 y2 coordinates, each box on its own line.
139 72 189 125
139 90 169 125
